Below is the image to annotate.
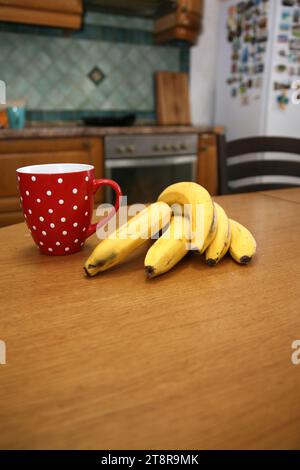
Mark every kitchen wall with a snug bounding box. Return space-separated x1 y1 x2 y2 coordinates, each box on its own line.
190 0 220 126
0 12 189 122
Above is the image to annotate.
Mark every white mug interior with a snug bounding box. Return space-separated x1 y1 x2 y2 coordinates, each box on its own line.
17 163 94 174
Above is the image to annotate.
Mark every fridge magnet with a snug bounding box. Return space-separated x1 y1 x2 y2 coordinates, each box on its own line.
233 38 242 51
254 54 263 63
257 44 266 53
231 63 238 74
292 25 300 38
240 83 248 94
241 95 250 106
277 34 289 43
293 9 300 23
289 51 298 61
277 91 289 110
278 49 287 57
242 47 249 63
227 77 239 85
255 76 263 88
289 66 296 75
279 23 290 31
245 11 253 21
231 88 238 98
254 63 264 73
290 38 300 50
281 10 291 20
237 2 246 14
273 81 291 90
244 33 252 42
256 31 268 43
276 64 287 72
258 16 267 29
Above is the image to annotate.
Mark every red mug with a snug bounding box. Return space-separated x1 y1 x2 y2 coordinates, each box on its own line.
17 163 122 255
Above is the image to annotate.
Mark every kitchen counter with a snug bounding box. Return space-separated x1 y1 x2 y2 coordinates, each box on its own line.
0 125 220 140
0 189 300 449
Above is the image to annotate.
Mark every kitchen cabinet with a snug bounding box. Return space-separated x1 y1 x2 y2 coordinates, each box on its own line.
0 136 103 227
0 0 83 29
155 0 203 45
197 132 220 196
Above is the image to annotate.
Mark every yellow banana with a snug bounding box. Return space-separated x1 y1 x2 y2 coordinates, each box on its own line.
84 202 171 276
229 219 256 264
158 182 214 252
205 202 231 266
144 215 190 279
200 203 218 253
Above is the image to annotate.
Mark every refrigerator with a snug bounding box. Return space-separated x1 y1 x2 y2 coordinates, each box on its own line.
215 0 300 141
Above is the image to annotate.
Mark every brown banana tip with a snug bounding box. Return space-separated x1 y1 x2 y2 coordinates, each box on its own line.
240 256 251 264
145 266 155 279
206 258 217 267
84 266 93 277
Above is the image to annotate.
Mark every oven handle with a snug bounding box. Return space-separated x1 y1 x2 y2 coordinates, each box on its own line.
105 155 197 169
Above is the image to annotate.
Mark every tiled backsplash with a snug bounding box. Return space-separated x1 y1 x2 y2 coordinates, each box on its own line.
0 12 189 120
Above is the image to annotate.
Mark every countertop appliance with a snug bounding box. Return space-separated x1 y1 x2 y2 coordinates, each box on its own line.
82 114 136 127
215 0 300 140
105 134 198 204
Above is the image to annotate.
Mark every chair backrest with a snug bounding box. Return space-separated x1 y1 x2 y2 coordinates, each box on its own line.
217 135 300 195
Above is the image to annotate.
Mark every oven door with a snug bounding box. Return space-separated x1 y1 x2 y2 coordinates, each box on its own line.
105 155 197 204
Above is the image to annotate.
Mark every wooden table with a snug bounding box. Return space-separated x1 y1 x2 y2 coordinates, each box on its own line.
261 187 300 204
0 189 300 450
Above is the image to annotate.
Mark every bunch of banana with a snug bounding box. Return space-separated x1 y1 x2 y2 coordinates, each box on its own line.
84 182 257 279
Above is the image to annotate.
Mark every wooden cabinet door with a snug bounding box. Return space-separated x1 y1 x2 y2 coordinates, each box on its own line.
155 0 202 44
0 0 82 29
0 136 103 227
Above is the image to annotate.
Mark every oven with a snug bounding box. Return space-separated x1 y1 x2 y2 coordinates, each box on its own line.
105 134 198 204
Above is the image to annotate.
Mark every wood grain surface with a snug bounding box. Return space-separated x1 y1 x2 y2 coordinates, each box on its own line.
156 72 191 126
261 187 300 204
0 190 299 449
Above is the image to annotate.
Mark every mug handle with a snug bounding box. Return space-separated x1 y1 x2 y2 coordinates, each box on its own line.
85 178 122 238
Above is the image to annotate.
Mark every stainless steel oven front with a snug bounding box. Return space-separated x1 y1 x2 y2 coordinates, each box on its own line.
105 134 198 204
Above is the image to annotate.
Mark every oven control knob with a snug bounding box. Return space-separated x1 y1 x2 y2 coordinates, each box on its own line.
163 144 171 151
153 144 161 151
180 143 187 150
127 145 135 153
117 145 126 154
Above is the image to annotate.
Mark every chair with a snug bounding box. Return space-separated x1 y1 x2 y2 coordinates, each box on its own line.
217 135 300 195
